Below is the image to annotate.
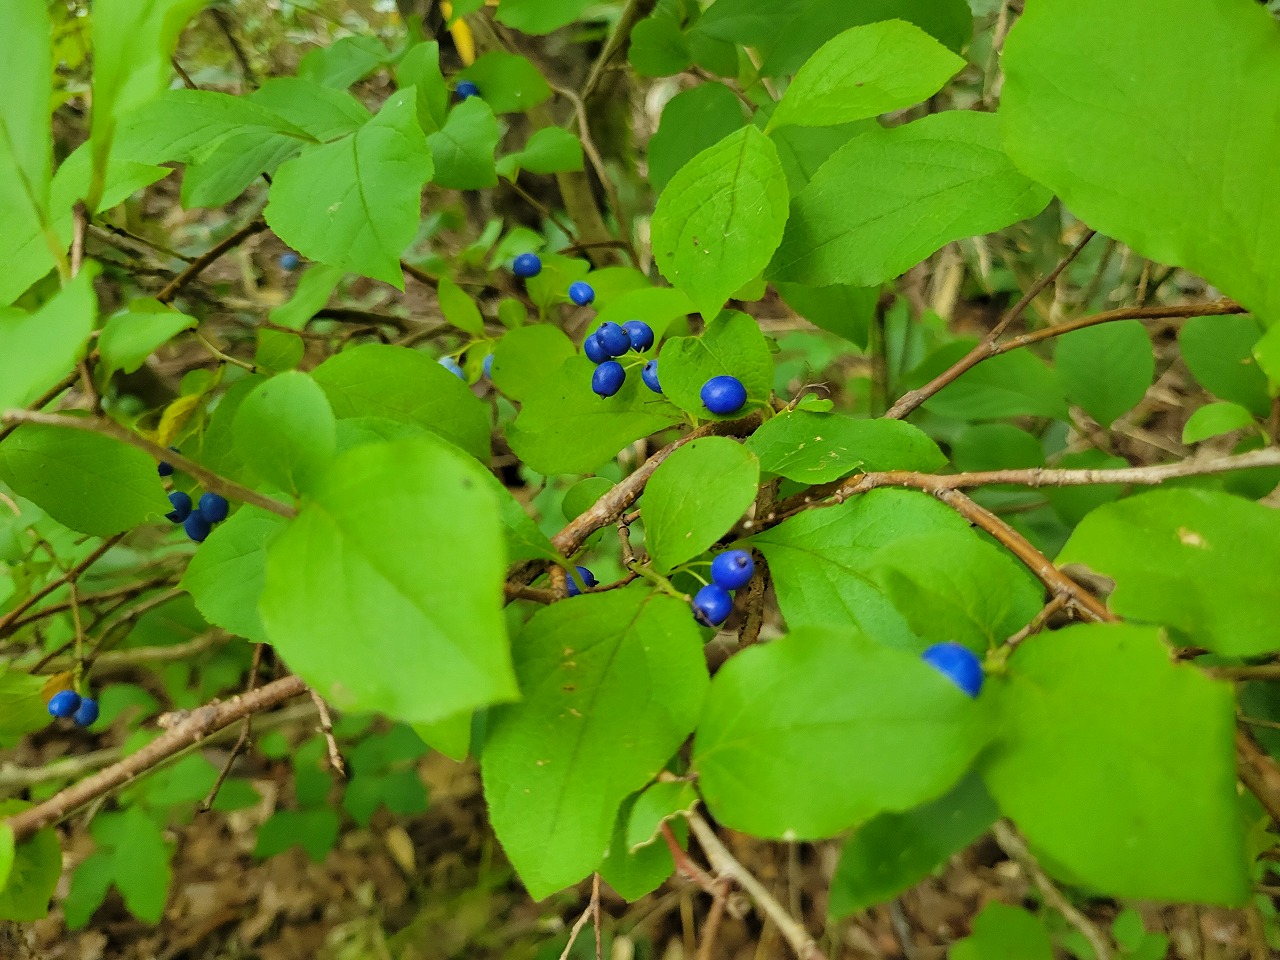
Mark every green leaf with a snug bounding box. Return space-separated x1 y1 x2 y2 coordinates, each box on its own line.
249 78 371 141
774 281 877 349
770 121 876 195
507 356 683 476
769 112 1051 287
643 437 760 573
1056 488 1280 657
652 126 790 320
1183 402 1256 445
912 339 1068 421
457 52 551 114
396 41 449 134
0 801 61 922
628 16 693 77
490 325 576 402
769 21 963 131
593 287 695 344
98 300 196 380
658 311 774 420
0 268 95 413
0 823 12 891
482 589 708 900
599 796 684 902
437 277 485 335
260 437 517 724
951 424 1044 473
1000 0 1280 328
427 97 500 190
311 344 492 463
233 372 337 497
981 623 1249 904
647 83 745 192
949 903 1054 960
265 89 432 287
625 781 700 853
828 772 996 918
254 809 340 863
1054 320 1153 428
1179 313 1272 418
753 489 972 651
497 126 584 179
180 506 286 644
0 424 170 536
746 411 945 484
496 0 594 35
412 710 472 762
269 263 344 331
693 627 989 838
0 670 49 744
297 35 390 89
0 0 52 232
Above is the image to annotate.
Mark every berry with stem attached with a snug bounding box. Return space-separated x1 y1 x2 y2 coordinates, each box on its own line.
583 333 610 364
711 550 754 591
595 322 631 357
73 698 100 728
166 491 192 523
922 642 984 698
569 281 595 306
512 252 542 278
184 511 212 543
198 492 230 524
592 361 626 398
642 360 661 394
48 689 81 719
701 375 747 416
622 320 655 352
565 565 598 597
456 80 480 99
692 584 733 627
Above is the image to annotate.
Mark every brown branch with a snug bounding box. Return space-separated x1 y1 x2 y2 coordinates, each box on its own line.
1003 595 1068 651
0 409 295 519
310 687 346 779
207 6 258 87
582 0 656 102
558 875 602 960
4 574 177 634
33 631 227 676
199 642 265 812
0 371 79 445
155 219 268 305
0 535 125 638
5 674 308 841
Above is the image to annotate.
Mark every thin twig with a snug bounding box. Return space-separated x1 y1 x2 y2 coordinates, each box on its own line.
155 219 269 304
0 535 125 638
1003 595 1068 651
310 688 346 779
207 6 258 86
582 0 656 101
199 642 264 812
558 876 601 960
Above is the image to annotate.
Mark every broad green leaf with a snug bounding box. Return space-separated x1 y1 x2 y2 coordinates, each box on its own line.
1042 449 1127 527
491 325 576 402
0 669 52 744
253 809 339 863
1054 320 1153 428
829 773 996 918
311 344 491 462
265 89 431 287
746 411 945 484
298 35 390 89
233 372 337 496
180 506 286 644
871 531 1044 651
770 121 876 195
1057 488 1280 657
269 263 344 331
643 437 760 573
197 375 263 487
482 589 708 900
87 0 206 209
412 711 472 762
507 355 683 476
659 311 774 420
260 438 517 724
949 903 1054 960
593 287 695 344
496 126 584 179
0 424 170 536
1179 313 1272 418
599 796 684 902
629 16 692 78
249 78 371 141
0 801 60 922
427 97 500 190
769 21 964 131
0 268 95 413
181 136 298 209
651 126 789 320
693 627 989 838
1183 402 1256 445
647 83 745 192
911 338 1068 421
396 41 449 134
496 0 593 35
774 281 877 349
753 489 971 651
769 112 1051 287
1000 0 1280 327
0 824 12 891
982 623 1248 904
437 277 484 335
0 0 52 242
951 424 1044 473
98 300 195 380
625 781 700 852
457 52 551 114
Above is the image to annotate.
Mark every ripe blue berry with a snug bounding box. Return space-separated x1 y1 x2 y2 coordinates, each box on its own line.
439 356 465 379
483 353 495 379
592 361 626 398
48 689 81 719
157 446 179 477
583 333 611 364
198 492 230 524
512 252 542 278
701 375 747 416
622 320 655 352
184 512 212 543
692 584 733 627
73 697 100 728
922 642 984 698
456 80 480 99
710 550 754 591
565 565 598 597
279 252 301 271
166 491 193 523
642 360 661 394
595 322 631 357
568 281 595 306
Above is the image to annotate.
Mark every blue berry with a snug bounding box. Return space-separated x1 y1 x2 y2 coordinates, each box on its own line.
568 281 595 306
642 360 661 394
566 565 598 597
595 322 631 357
279 252 301 271
184 512 212 543
48 689 81 719
166 491 193 523
439 356 465 379
512 252 542 278
922 642 984 698
692 584 733 627
456 80 480 99
701 375 747 416
583 333 611 364
710 550 754 591
158 460 174 477
73 697 100 728
483 353 495 379
622 320 655 352
198 492 230 524
592 361 626 398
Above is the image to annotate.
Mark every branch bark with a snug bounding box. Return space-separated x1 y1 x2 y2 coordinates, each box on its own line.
155 219 268 305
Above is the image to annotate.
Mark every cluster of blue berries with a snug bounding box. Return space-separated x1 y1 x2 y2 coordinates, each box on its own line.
692 549 754 628
921 642 984 698
158 455 229 543
456 80 481 100
48 688 99 728
585 319 657 398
